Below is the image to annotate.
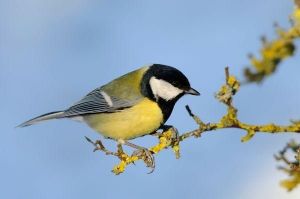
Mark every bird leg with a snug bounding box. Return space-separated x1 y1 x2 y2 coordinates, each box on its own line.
121 140 155 173
85 137 155 173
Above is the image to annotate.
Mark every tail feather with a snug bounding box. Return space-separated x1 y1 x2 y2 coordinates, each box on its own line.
17 111 65 128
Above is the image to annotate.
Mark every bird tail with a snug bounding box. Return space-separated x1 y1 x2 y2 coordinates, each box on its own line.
17 111 65 128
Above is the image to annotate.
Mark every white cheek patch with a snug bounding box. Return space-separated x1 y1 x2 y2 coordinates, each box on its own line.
149 77 184 101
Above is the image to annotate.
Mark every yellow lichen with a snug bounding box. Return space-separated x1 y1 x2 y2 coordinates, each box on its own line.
281 176 300 191
241 130 256 142
227 75 240 92
112 153 139 175
172 144 181 159
150 129 173 154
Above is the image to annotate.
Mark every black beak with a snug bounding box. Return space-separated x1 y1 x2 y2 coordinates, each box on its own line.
185 88 200 96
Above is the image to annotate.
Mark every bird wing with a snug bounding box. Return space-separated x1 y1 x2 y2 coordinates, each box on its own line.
63 88 137 117
63 66 150 117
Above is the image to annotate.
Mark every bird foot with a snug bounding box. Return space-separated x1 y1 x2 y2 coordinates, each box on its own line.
132 148 155 174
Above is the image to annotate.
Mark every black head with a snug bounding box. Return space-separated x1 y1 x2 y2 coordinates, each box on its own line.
141 64 200 101
141 64 200 122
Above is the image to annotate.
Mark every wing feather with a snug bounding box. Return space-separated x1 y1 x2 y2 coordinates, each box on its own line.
62 67 149 117
63 88 134 117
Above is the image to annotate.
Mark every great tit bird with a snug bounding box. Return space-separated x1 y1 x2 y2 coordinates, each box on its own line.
18 64 199 168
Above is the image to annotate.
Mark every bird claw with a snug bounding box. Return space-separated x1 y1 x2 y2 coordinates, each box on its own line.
170 127 179 141
132 148 155 173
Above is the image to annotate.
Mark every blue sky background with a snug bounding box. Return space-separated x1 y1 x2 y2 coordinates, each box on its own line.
1 0 300 198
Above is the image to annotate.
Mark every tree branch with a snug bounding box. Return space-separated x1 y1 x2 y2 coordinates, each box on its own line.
244 1 300 83
275 140 300 191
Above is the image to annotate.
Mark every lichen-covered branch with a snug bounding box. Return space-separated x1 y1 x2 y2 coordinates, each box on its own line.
275 141 300 191
86 128 179 175
240 0 300 191
244 1 300 83
181 68 300 143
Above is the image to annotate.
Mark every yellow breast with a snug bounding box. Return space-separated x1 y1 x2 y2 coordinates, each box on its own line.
84 98 163 140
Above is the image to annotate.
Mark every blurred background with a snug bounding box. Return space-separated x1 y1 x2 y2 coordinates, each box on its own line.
1 0 300 198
